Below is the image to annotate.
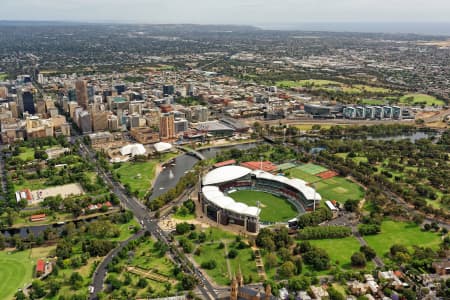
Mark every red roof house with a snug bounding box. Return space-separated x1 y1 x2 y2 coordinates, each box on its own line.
36 259 45 275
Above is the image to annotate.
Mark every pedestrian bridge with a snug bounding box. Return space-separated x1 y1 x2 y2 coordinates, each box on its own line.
177 146 206 160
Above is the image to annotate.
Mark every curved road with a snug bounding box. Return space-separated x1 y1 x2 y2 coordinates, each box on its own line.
78 142 217 300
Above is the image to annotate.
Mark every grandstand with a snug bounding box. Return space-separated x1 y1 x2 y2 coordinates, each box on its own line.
200 165 322 233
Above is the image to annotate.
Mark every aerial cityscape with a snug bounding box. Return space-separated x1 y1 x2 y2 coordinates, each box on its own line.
0 1 449 300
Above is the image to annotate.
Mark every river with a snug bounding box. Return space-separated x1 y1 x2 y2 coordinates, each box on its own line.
149 142 260 200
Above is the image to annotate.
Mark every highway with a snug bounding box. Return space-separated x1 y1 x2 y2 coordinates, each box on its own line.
76 141 217 300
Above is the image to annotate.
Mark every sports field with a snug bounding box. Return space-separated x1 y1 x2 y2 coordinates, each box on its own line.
228 190 298 222
291 166 365 204
364 220 442 259
0 246 55 300
296 163 328 175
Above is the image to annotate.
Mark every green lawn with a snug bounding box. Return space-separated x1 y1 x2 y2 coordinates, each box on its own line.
0 247 55 300
193 240 259 286
228 190 298 222
290 167 365 204
364 220 442 259
315 177 365 204
0 73 8 81
115 161 158 198
362 99 387 105
194 242 230 285
308 237 370 270
14 178 47 192
296 163 328 175
400 93 445 106
277 79 342 88
289 167 322 183
172 213 196 220
17 147 35 161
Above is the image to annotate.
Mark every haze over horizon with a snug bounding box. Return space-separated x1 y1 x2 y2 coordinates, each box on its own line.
2 0 450 26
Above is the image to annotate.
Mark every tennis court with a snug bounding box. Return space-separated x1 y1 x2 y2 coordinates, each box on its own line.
297 163 328 175
317 170 338 180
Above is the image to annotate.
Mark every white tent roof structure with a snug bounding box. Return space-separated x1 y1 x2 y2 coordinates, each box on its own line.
120 143 146 157
154 142 173 153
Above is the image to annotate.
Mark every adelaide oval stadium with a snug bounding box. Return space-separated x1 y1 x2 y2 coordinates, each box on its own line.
199 165 321 233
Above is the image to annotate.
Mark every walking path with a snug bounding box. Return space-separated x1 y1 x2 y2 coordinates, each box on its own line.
223 240 232 279
251 247 266 280
351 226 385 268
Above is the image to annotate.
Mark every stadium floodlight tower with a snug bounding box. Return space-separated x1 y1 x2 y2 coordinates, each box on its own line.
313 183 317 211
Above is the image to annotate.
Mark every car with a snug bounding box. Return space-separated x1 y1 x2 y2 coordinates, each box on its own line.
88 286 94 294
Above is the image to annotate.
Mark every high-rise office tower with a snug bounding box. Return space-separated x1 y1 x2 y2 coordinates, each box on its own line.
75 80 88 109
22 91 35 114
163 85 175 96
159 113 175 140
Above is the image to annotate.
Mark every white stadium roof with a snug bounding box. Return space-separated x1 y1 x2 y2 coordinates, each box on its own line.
201 186 261 218
202 165 251 186
202 166 321 202
252 170 321 201
120 143 146 157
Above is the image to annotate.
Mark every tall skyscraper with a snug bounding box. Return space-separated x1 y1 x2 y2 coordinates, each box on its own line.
163 85 175 96
159 113 175 140
75 80 88 109
22 91 35 114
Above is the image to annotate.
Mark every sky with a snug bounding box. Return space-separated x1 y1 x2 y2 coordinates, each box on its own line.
1 0 450 25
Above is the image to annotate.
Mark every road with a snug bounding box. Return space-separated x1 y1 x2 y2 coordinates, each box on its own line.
76 141 217 300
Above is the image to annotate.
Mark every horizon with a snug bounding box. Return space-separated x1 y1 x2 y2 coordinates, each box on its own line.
1 20 450 36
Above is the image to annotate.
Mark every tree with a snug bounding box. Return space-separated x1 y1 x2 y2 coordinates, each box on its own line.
288 276 310 291
69 272 83 289
303 247 330 271
180 274 198 290
228 249 238 259
56 240 73 259
278 261 296 278
201 260 217 270
328 287 345 300
265 253 278 269
360 245 376 260
390 244 409 256
175 222 191 235
351 252 367 267
344 199 359 212
31 280 46 298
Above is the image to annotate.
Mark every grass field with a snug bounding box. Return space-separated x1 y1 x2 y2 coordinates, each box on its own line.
290 167 365 204
228 190 298 222
297 163 328 175
400 93 445 106
277 80 392 95
17 147 35 161
0 73 8 81
294 124 333 131
289 167 322 183
277 79 341 88
315 177 365 204
308 236 372 270
0 246 55 300
115 160 157 198
362 99 387 105
364 220 442 259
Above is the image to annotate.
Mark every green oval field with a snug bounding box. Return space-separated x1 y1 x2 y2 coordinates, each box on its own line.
0 251 34 300
227 190 298 222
